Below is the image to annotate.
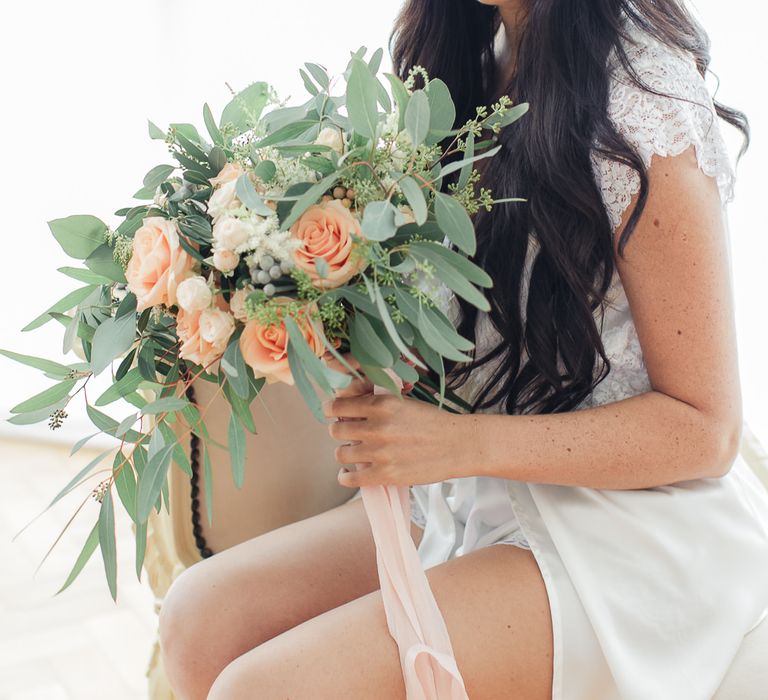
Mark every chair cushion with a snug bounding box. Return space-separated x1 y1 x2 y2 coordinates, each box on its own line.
713 612 768 699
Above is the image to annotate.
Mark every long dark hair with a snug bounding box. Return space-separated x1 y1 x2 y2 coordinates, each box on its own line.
390 0 748 415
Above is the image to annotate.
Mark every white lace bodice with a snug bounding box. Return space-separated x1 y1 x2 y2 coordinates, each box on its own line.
431 23 736 412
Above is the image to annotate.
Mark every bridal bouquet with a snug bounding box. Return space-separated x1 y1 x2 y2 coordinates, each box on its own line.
3 47 527 603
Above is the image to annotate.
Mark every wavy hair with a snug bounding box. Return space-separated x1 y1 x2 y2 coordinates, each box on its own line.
389 0 748 415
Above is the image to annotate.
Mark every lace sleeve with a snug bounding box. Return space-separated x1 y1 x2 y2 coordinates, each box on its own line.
592 29 736 232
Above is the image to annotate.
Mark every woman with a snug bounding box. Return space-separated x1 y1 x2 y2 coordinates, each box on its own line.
158 1 768 698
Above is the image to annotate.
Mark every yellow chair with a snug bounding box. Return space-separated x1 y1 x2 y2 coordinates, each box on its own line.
136 377 356 699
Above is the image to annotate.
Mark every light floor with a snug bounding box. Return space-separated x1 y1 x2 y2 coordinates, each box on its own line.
0 437 157 700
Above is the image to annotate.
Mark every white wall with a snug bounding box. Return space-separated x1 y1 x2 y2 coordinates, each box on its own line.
0 0 765 449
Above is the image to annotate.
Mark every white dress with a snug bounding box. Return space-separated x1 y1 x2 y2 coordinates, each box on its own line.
397 23 768 700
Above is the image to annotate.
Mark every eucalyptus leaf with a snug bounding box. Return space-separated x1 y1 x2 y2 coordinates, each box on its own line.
300 68 320 96
235 175 275 216
57 267 113 286
148 120 166 140
485 102 530 129
98 489 117 601
140 396 189 415
219 82 270 131
286 334 325 422
384 73 410 133
359 363 401 395
409 241 492 287
437 144 502 179
371 284 426 369
405 89 430 146
346 56 380 139
142 164 175 189
349 313 394 368
361 200 399 241
228 413 246 488
55 521 99 595
398 176 428 225
113 450 137 524
251 119 319 150
48 215 107 260
280 171 340 230
458 131 475 191
425 79 456 143
90 313 137 376
0 349 71 377
135 519 148 581
284 316 349 394
85 244 127 283
434 192 477 256
95 368 143 406
220 328 250 400
203 103 224 145
10 378 76 414
253 160 277 183
136 441 175 523
417 306 473 362
23 285 97 332
304 62 330 90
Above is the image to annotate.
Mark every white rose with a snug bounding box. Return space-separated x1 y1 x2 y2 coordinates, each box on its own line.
213 216 253 251
213 249 239 273
315 126 345 155
199 307 235 349
207 179 240 221
176 276 212 312
230 285 254 322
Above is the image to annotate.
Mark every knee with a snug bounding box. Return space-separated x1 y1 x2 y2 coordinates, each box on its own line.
158 563 222 697
206 652 274 700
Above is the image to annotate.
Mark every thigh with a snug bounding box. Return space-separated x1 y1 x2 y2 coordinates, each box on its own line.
160 493 424 653
207 543 553 700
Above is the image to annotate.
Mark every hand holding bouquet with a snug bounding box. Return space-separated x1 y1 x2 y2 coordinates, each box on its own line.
3 47 527 602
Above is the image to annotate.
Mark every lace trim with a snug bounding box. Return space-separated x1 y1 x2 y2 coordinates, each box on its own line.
416 27 735 415
593 27 736 232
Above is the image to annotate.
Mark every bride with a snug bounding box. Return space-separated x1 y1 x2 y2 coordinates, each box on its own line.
158 1 768 698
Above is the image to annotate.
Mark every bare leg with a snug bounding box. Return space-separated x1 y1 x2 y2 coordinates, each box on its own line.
206 543 553 699
158 494 425 700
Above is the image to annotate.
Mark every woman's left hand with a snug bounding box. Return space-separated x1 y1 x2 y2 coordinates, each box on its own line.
323 392 472 489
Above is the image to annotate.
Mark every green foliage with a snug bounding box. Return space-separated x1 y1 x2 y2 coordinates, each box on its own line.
3 42 531 602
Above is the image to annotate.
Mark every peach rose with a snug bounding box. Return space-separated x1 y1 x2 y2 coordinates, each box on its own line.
209 162 243 188
230 284 254 322
125 217 196 312
177 306 235 367
239 298 325 385
289 199 367 289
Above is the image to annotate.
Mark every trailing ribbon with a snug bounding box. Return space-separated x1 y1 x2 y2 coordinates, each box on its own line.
351 378 470 699
359 483 470 699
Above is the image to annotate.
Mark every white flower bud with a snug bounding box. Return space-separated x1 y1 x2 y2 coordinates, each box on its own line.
176 276 212 312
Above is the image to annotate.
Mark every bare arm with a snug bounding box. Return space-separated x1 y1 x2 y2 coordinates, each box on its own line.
325 145 743 491
471 144 743 489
